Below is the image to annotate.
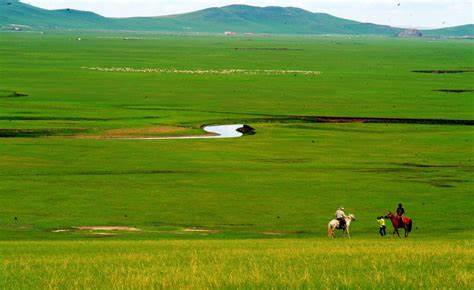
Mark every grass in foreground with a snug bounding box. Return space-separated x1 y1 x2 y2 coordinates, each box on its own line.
0 239 472 289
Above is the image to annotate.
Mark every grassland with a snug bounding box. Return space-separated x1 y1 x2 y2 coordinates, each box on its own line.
0 239 471 289
0 32 473 288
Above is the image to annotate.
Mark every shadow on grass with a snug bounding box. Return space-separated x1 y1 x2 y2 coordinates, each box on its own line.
0 128 87 138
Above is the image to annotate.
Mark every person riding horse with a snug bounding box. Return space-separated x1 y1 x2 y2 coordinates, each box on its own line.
396 203 405 225
335 207 347 230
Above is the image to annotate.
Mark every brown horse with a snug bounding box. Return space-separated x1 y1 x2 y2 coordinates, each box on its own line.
386 212 412 238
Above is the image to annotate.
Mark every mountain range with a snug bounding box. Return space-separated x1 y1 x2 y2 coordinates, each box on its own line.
1 0 472 37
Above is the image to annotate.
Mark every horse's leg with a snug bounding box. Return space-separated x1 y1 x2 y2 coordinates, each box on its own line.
346 227 351 238
329 227 335 239
328 226 334 238
394 228 400 238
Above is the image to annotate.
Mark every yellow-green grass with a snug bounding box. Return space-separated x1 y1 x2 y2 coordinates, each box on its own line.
1 239 472 289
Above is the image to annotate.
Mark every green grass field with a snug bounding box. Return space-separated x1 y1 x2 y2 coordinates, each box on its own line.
0 32 473 288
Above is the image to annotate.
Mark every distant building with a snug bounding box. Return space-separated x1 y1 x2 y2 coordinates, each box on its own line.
224 31 236 36
398 29 423 38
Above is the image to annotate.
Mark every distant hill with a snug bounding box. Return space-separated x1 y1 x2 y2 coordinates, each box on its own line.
0 0 113 30
422 24 474 37
1 0 472 37
157 5 402 35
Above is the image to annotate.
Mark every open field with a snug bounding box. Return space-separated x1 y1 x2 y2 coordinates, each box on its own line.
1 240 472 289
0 32 473 287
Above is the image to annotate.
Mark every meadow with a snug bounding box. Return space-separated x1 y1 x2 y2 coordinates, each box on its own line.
0 32 473 288
1 240 472 289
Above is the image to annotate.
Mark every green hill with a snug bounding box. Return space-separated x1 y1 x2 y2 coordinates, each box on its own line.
423 24 474 37
0 0 400 35
0 0 112 29
159 5 401 35
0 0 471 37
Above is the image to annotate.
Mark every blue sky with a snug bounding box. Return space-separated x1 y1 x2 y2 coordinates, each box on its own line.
22 0 473 28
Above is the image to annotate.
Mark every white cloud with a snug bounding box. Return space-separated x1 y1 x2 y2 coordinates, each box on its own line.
21 0 474 28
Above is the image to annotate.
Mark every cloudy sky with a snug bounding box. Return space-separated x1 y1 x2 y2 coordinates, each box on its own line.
22 0 473 28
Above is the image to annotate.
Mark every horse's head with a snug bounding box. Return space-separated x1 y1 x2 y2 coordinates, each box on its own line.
348 214 356 221
386 211 393 218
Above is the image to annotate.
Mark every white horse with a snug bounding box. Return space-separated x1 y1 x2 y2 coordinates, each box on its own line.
327 214 356 238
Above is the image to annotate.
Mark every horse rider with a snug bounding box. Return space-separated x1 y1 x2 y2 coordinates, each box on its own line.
396 203 405 225
335 207 347 230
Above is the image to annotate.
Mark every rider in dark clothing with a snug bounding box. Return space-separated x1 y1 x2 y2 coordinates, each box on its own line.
396 203 405 225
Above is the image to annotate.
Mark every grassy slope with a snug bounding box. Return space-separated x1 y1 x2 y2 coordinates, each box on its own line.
166 5 400 35
3 1 472 37
0 0 114 29
424 24 474 37
2 1 472 36
0 32 473 288
0 1 400 35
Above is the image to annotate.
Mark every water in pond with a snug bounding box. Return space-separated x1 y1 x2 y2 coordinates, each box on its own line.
203 124 244 138
113 124 244 140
